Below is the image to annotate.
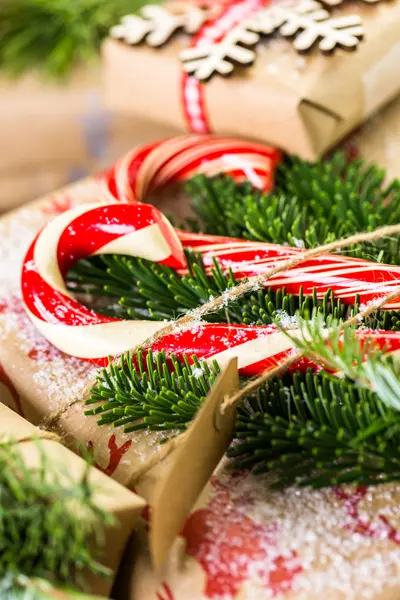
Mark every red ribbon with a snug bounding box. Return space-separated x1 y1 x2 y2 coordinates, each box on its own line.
181 0 266 133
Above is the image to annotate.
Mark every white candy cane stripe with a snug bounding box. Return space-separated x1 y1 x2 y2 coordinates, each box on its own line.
22 202 400 366
102 135 281 204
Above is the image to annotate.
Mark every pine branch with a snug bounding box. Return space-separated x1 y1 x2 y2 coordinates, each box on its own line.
229 366 400 488
186 154 400 265
69 248 400 332
86 350 220 433
68 251 242 322
0 0 158 78
87 333 400 489
228 318 400 488
0 441 111 595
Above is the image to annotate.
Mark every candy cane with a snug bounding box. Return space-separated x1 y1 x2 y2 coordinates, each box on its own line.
179 231 400 307
22 202 400 368
101 135 281 203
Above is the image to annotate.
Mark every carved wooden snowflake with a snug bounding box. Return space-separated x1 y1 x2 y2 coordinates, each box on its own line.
181 27 260 79
110 5 208 47
246 1 364 53
111 0 372 79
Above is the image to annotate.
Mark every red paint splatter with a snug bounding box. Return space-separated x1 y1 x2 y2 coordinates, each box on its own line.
28 346 65 362
0 299 10 314
156 582 175 600
336 487 400 545
87 434 132 477
181 472 302 599
41 195 73 216
0 361 24 416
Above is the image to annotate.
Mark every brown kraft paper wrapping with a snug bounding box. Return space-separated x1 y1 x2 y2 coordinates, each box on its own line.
103 1 400 161
2 107 400 597
0 69 179 212
0 402 145 597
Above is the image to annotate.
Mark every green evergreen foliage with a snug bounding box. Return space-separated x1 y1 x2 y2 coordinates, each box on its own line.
230 367 400 488
0 441 110 598
86 350 220 433
186 154 400 264
230 318 400 487
0 0 157 78
73 152 400 488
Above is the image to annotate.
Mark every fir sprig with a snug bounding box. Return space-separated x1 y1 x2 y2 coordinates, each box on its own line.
0 441 110 597
86 350 220 433
0 0 156 78
230 366 400 488
186 154 400 264
69 248 400 332
68 251 241 322
229 317 400 487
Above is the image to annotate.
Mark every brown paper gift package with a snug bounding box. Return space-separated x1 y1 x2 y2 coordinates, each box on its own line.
103 1 400 161
0 402 145 597
2 98 400 598
0 68 178 212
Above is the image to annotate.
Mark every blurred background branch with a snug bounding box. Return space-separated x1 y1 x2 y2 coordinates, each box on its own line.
0 0 157 79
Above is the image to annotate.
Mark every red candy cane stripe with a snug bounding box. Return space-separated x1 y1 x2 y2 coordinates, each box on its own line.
102 135 281 203
22 201 400 366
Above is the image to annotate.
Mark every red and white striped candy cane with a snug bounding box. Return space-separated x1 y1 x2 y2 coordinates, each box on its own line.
101 135 281 203
149 323 400 377
22 202 400 368
180 231 400 308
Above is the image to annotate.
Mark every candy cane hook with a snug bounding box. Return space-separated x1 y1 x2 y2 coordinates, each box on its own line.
22 203 184 360
102 135 281 203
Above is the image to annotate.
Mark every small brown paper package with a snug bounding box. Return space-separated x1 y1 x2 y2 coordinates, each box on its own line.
2 100 400 598
0 68 178 212
103 0 400 161
0 402 146 597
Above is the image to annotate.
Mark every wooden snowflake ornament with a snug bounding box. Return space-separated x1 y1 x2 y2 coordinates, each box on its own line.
181 27 260 80
246 1 364 53
110 5 208 47
111 0 371 79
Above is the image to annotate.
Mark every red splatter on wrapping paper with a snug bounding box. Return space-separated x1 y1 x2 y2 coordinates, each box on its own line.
181 471 302 599
336 487 400 545
156 582 175 600
88 434 132 477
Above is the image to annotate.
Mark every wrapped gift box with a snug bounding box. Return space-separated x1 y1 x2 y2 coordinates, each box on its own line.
0 68 178 211
0 403 145 597
103 0 400 160
1 97 400 598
